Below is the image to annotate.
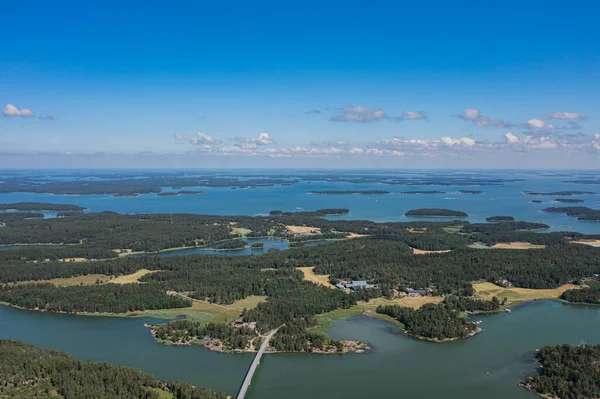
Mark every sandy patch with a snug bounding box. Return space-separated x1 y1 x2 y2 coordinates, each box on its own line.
297 266 334 288
412 248 451 255
491 242 546 250
347 233 369 239
570 239 600 247
58 257 87 262
113 248 133 254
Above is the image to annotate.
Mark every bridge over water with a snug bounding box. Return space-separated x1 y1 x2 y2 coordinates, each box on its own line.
236 327 279 399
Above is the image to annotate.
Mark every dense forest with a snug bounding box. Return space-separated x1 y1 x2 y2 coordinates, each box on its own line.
486 216 515 222
376 303 478 341
560 287 600 304
0 283 191 313
543 206 600 222
405 208 468 217
0 340 226 398
308 190 389 195
524 344 600 399
154 320 258 350
2 209 600 352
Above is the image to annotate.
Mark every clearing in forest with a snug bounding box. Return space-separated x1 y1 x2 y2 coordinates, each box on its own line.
110 269 157 284
297 266 333 288
286 225 321 234
491 242 546 249
411 248 451 255
473 282 579 306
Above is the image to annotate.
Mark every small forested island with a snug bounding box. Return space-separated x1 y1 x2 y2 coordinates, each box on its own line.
524 190 595 196
113 193 139 197
269 208 349 217
458 190 482 194
531 200 542 203
400 190 445 195
250 242 264 249
157 190 205 196
214 240 248 250
486 216 515 222
560 286 600 304
543 207 600 221
522 344 600 399
405 208 468 217
309 190 390 195
0 202 85 212
554 198 584 203
0 340 226 399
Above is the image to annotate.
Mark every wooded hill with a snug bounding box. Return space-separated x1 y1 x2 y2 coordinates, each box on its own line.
0 340 226 399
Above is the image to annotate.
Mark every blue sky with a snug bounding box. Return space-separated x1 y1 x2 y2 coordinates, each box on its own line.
1 0 599 168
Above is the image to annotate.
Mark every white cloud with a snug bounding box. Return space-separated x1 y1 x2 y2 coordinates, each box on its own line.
3 104 34 117
544 111 585 120
592 134 600 151
330 106 391 122
504 132 520 144
525 119 557 130
175 132 222 145
456 108 508 128
235 133 275 148
403 110 427 120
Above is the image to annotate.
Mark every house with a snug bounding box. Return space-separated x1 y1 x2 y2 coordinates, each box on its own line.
405 289 431 297
345 280 374 290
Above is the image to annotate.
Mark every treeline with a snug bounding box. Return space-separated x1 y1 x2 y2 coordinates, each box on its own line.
0 212 233 252
405 208 468 217
0 245 117 264
0 340 226 399
560 287 600 304
0 202 85 211
0 212 44 223
525 344 600 399
376 303 477 341
0 283 191 313
544 206 600 222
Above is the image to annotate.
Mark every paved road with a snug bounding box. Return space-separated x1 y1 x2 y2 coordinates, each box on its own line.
236 327 279 399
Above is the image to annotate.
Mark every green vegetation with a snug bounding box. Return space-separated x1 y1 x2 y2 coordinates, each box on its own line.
215 240 248 250
524 344 600 399
458 190 482 194
543 206 600 221
251 242 264 249
309 190 389 195
0 283 191 313
0 202 86 211
268 208 349 217
405 208 468 217
524 190 595 196
401 191 445 195
560 286 600 304
154 320 257 349
486 216 515 222
0 340 226 398
376 303 478 341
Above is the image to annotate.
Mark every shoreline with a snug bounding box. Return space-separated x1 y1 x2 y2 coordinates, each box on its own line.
146 324 370 355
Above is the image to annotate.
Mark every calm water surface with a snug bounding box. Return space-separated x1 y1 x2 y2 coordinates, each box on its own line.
1 171 600 233
1 301 598 399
